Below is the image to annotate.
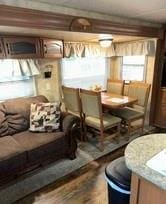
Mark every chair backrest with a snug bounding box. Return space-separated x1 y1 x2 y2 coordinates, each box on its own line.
80 89 102 119
62 86 81 114
107 79 124 95
128 82 151 109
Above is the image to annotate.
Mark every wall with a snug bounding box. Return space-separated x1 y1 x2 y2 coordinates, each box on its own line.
1 1 160 28
146 56 155 87
143 56 155 101
109 55 155 95
109 56 122 80
35 59 61 102
109 55 155 126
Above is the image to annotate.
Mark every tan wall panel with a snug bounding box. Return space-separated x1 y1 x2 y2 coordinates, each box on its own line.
109 56 122 79
35 59 61 102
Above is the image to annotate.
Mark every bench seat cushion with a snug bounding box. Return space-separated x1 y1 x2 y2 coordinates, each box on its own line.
13 131 68 164
112 107 144 120
0 136 27 177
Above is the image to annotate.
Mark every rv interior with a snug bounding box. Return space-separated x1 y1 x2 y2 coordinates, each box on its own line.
0 1 165 204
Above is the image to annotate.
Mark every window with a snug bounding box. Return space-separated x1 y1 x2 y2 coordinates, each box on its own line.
61 57 108 89
0 60 36 100
121 56 146 81
0 77 35 101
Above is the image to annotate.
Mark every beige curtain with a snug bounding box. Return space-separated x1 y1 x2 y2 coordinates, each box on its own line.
64 43 72 57
85 44 115 57
64 40 156 58
115 39 156 56
0 59 40 81
18 59 40 76
73 43 85 57
64 42 115 57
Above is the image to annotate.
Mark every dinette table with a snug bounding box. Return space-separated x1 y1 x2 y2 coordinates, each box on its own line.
101 92 137 109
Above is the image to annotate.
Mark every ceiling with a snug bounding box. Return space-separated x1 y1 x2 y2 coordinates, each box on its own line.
0 26 146 43
33 0 166 23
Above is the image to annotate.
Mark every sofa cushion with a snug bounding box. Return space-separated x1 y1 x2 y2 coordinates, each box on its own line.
29 102 61 132
13 131 68 163
0 136 27 176
2 95 48 122
0 114 28 137
0 103 8 136
6 114 28 135
0 95 48 136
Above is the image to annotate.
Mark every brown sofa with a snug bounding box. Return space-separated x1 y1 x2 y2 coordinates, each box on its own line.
0 95 80 182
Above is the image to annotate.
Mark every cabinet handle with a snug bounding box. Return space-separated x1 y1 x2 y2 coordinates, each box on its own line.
6 43 10 54
44 44 47 54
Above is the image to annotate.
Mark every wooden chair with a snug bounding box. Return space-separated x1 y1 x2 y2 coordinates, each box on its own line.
62 85 83 140
80 89 121 151
112 82 151 136
107 79 125 95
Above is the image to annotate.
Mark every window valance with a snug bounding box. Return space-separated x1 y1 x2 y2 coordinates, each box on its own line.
64 42 115 58
114 39 156 56
64 39 156 58
0 59 40 82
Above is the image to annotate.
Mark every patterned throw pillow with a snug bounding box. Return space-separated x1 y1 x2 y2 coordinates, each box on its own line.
29 102 60 132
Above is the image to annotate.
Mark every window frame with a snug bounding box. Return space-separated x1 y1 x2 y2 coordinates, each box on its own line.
120 55 147 83
0 76 36 101
61 57 109 90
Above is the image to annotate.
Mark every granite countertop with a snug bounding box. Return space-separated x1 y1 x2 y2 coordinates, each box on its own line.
125 134 166 190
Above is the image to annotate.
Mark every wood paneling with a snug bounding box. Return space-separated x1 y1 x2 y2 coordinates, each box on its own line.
159 88 166 103
130 173 166 204
0 38 5 58
154 89 166 128
130 173 140 204
0 5 73 32
150 28 166 128
0 5 160 38
42 39 63 58
90 18 159 37
3 36 41 58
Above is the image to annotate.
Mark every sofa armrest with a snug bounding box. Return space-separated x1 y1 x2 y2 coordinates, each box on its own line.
60 112 81 159
60 112 80 133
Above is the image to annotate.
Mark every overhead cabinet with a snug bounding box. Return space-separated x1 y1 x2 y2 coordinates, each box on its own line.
154 89 166 128
42 39 63 58
3 37 41 58
0 38 5 58
0 36 64 59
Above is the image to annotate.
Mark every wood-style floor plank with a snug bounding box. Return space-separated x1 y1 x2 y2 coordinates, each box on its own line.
15 147 125 204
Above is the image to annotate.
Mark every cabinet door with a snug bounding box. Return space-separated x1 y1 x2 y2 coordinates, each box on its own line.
4 37 41 58
161 59 166 87
154 89 166 128
43 39 63 58
0 39 5 58
130 174 166 204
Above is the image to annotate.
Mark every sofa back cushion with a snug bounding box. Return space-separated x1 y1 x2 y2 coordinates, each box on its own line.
3 95 48 121
0 95 48 136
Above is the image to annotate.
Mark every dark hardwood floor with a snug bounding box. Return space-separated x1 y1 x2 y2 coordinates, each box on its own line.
15 147 125 204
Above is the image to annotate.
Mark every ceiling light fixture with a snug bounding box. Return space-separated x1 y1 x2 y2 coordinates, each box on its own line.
99 38 113 48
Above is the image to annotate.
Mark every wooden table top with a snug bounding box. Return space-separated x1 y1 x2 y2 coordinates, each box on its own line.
101 92 137 108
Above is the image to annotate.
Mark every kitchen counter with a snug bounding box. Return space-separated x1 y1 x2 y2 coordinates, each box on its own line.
125 133 166 190
125 134 166 204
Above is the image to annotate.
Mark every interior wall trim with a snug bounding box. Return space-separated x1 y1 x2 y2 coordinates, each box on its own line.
0 5 160 38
